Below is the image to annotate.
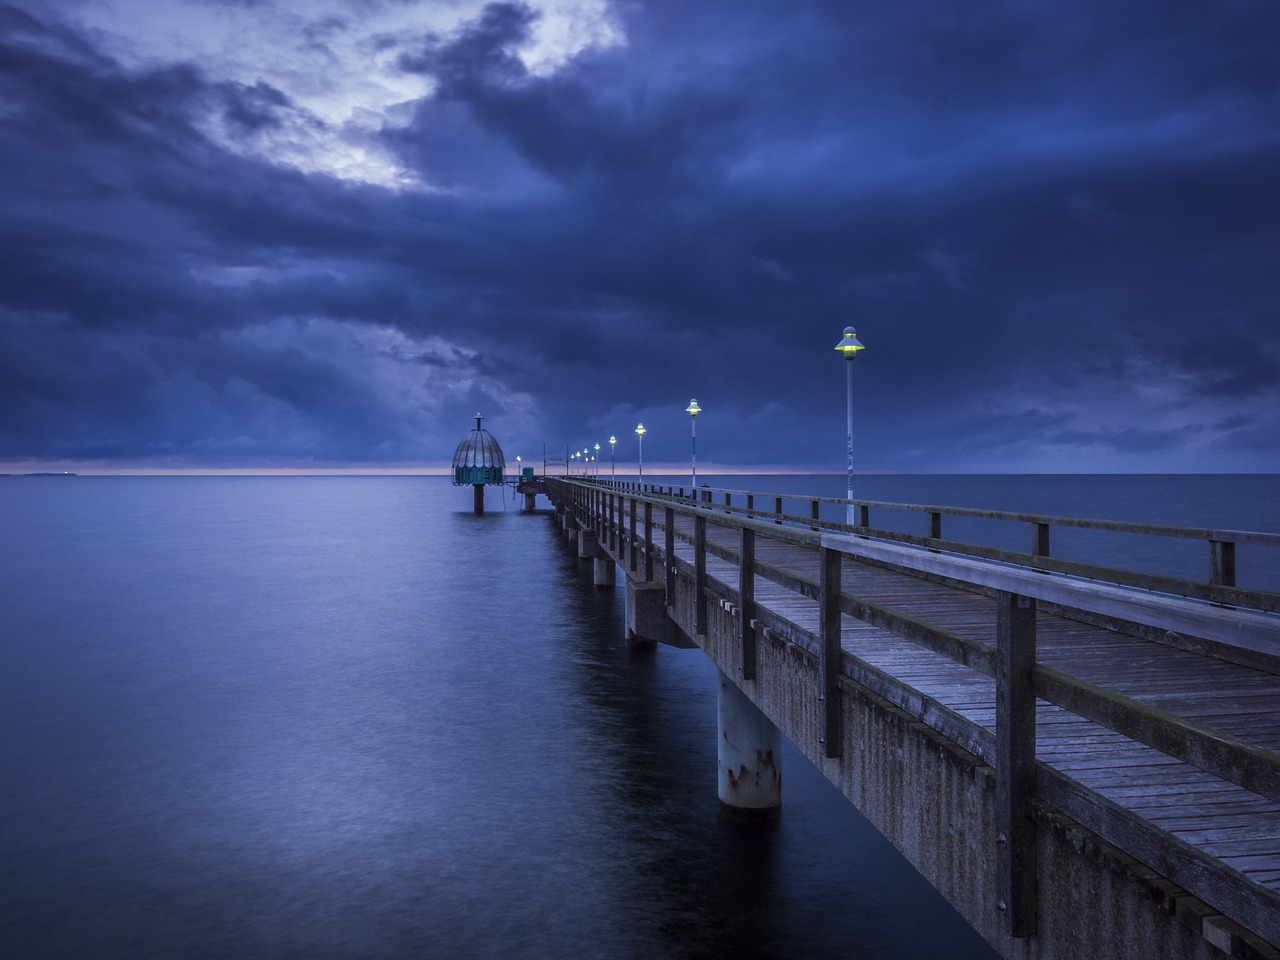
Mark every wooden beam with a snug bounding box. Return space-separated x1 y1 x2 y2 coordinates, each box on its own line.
820 546 842 759
996 590 1038 938
665 506 676 599
629 497 637 573
644 501 654 582
1211 540 1237 588
695 514 707 636
740 526 757 681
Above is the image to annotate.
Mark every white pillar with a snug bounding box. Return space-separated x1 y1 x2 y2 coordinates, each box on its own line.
717 670 781 820
593 557 616 588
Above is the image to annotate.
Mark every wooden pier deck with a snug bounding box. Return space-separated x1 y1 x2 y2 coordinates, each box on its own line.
547 478 1280 960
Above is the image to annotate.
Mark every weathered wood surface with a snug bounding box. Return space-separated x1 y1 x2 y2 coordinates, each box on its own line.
626 499 1280 947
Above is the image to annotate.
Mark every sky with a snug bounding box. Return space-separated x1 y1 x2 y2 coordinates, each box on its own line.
1 0 1278 475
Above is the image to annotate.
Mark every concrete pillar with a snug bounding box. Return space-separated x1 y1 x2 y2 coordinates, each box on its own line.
577 526 597 560
717 670 781 821
523 492 536 511
593 557 616 588
473 483 484 513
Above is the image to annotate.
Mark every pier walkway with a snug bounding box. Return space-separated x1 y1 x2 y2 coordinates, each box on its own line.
545 478 1280 960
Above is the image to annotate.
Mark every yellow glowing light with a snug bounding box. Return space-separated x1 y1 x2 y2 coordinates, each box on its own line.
835 327 865 356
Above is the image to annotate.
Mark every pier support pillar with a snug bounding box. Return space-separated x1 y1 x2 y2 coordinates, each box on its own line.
472 483 484 513
523 492 537 511
577 526 597 560
593 557 616 589
717 670 781 821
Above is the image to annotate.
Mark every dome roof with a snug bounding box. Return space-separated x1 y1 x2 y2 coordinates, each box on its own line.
452 414 505 485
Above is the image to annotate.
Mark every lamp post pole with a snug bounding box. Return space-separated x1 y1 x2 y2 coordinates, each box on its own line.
594 443 601 479
835 326 866 525
609 436 616 484
635 423 646 484
685 399 701 494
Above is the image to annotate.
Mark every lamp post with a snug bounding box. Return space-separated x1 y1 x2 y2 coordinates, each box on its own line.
685 398 701 493
594 443 600 479
635 423 646 483
609 436 616 483
835 326 866 525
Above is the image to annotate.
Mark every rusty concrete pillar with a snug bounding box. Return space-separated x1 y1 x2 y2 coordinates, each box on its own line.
717 670 781 821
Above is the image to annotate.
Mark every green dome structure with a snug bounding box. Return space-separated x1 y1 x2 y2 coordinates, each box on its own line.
452 413 506 512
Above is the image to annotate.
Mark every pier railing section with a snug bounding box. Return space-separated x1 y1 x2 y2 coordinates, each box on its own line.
548 477 1280 947
589 481 1280 614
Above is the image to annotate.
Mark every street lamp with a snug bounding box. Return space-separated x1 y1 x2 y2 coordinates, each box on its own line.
835 326 866 525
635 423 646 482
609 435 617 483
685 398 701 493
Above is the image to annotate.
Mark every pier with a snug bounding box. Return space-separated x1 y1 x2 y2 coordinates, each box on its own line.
544 478 1280 960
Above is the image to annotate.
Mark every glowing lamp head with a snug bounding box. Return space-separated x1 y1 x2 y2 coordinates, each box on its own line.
686 399 701 417
609 435 616 447
635 423 646 437
835 326 865 357
594 443 600 452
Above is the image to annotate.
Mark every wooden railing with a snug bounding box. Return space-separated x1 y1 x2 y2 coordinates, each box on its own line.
576 480 1280 614
547 478 1280 945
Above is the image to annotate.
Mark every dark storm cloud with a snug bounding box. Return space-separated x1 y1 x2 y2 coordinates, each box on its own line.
2 0 1278 470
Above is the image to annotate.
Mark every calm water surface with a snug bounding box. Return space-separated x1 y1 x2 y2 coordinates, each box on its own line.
3 474 1276 959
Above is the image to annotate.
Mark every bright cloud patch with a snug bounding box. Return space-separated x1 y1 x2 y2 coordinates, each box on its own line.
26 0 621 188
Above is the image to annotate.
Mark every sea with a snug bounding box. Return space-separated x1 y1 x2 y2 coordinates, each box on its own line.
2 473 1278 960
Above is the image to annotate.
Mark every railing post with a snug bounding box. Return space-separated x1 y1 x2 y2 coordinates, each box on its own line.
858 503 869 528
665 507 675 599
747 493 754 517
996 590 1038 938
810 499 820 531
740 526 756 681
724 492 731 513
629 497 638 573
644 502 654 582
695 514 707 635
820 546 842 759
775 496 783 525
929 511 942 541
1210 539 1237 588
1032 522 1050 559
